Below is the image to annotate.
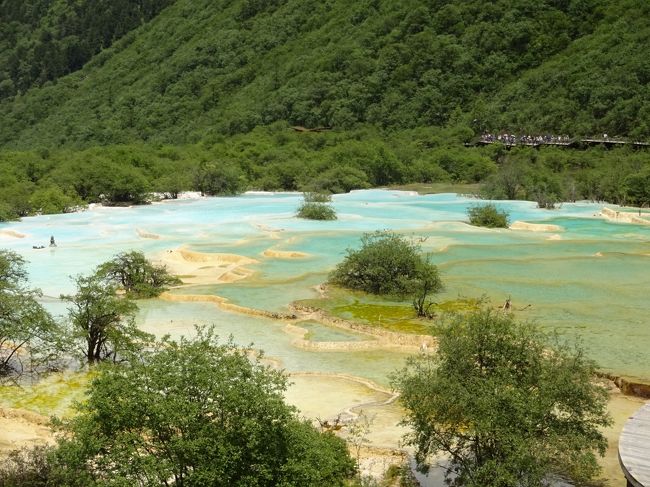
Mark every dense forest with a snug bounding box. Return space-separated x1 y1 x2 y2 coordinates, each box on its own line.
0 0 649 220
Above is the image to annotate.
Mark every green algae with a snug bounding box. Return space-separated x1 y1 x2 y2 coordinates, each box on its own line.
297 287 487 336
0 371 91 417
334 301 430 334
433 295 488 313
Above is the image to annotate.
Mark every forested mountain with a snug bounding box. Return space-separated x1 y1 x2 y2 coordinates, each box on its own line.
0 0 649 221
1 0 649 148
0 0 174 99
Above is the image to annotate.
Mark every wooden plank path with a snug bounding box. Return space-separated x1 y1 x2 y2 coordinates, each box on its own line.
474 138 650 148
619 402 650 487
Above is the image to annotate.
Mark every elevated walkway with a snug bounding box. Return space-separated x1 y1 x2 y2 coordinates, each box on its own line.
473 135 650 149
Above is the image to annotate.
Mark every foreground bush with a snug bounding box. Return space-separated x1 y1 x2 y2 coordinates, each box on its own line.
48 328 355 486
467 203 509 228
394 309 611 487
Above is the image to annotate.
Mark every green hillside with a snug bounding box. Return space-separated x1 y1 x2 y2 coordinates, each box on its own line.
0 0 175 100
0 0 649 221
481 0 650 139
3 0 648 148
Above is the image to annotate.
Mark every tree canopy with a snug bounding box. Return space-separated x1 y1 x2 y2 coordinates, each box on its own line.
0 250 59 380
0 0 648 218
296 192 337 220
466 203 510 228
96 250 181 298
393 309 611 487
49 328 355 486
61 273 150 364
2 0 649 147
329 231 442 300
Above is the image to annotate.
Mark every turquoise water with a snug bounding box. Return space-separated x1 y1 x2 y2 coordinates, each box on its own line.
297 320 369 342
1 190 649 381
136 300 403 386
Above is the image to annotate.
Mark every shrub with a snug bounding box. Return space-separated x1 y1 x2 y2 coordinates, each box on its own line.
0 445 54 487
296 192 337 220
194 161 246 196
329 231 442 298
394 309 611 486
297 202 337 220
96 250 181 298
49 328 356 486
467 203 509 228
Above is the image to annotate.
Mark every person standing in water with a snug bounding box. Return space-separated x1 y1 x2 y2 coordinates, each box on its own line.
49 236 56 247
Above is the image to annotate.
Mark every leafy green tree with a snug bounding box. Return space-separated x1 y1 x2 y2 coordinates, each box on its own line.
0 201 17 222
467 203 509 228
195 161 246 196
329 231 442 298
0 182 33 219
411 259 444 319
296 192 337 220
309 165 371 194
625 168 650 207
0 250 60 379
393 309 611 487
28 185 83 214
100 164 151 205
61 273 151 364
481 160 531 201
96 250 181 298
51 328 356 486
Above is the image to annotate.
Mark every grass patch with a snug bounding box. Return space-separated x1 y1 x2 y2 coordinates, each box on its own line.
0 371 92 417
333 301 431 334
296 287 486 335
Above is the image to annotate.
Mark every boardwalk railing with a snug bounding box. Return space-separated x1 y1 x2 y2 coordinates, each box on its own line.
473 134 650 148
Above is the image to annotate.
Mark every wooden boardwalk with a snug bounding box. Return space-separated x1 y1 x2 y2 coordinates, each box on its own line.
474 138 650 149
619 402 650 487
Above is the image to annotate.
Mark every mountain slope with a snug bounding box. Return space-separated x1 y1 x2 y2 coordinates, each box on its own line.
4 0 644 148
0 0 175 99
480 0 650 139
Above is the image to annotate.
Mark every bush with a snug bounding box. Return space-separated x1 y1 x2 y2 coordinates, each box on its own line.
467 203 509 228
297 202 337 220
394 309 611 486
303 192 332 203
309 166 371 194
0 445 54 487
49 328 356 486
296 192 337 220
96 250 181 298
195 161 246 196
329 231 442 297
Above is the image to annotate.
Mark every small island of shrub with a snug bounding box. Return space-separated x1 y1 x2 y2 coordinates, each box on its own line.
296 192 337 220
467 203 510 228
329 231 442 317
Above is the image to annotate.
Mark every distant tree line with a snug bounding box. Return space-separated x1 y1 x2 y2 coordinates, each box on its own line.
1 125 648 222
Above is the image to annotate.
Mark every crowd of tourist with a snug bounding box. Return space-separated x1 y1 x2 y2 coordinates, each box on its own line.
480 133 572 145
